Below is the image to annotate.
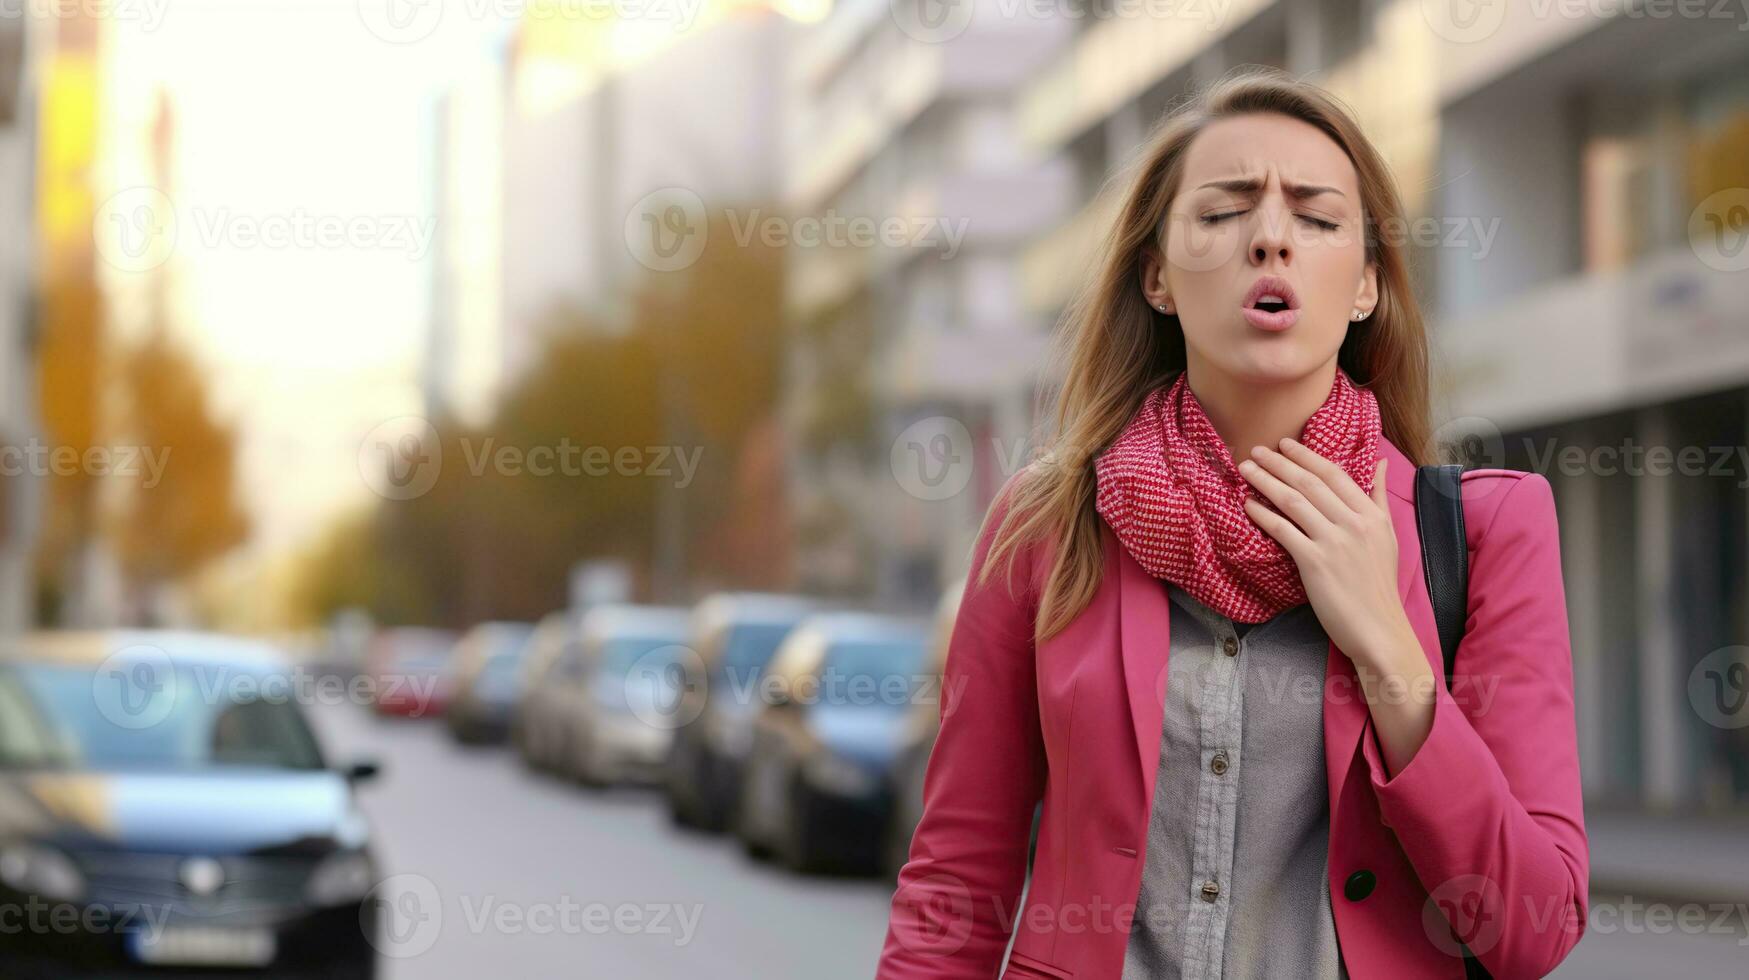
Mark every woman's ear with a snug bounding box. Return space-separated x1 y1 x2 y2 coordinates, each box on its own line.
1139 244 1174 314
1353 261 1380 320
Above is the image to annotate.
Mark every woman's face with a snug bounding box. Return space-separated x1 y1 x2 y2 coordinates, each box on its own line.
1141 112 1377 384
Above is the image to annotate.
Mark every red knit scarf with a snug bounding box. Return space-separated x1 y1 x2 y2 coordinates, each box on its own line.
1093 367 1382 623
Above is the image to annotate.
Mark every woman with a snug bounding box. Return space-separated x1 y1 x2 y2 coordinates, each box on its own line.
876 69 1588 980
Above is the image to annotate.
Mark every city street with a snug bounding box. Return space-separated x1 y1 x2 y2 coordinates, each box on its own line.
311 699 1749 979
310 702 894 980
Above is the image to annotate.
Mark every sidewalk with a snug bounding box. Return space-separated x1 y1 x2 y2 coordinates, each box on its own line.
1585 806 1749 906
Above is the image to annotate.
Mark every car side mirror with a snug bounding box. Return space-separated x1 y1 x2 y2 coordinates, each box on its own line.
343 758 382 783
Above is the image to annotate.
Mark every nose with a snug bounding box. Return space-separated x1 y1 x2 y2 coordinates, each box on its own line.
1247 193 1294 267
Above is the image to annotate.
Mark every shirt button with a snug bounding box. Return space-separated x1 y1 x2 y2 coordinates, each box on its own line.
1222 635 1238 657
1343 869 1377 901
1200 880 1220 903
1210 752 1228 775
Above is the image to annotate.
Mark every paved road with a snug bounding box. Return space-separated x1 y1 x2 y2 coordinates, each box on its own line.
310 702 1747 979
310 703 894 980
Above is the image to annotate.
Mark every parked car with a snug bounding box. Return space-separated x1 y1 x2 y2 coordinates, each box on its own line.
0 631 383 979
557 605 693 787
883 579 961 879
664 593 820 831
444 620 536 744
733 611 933 873
513 610 585 773
365 627 457 718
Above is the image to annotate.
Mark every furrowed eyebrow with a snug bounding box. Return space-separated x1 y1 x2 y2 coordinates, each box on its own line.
1195 177 1347 201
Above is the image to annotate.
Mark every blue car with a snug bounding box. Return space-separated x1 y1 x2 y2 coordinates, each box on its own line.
0 631 383 979
733 612 934 873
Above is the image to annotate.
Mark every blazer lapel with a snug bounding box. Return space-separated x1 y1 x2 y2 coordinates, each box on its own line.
1116 520 1173 808
1115 433 1421 814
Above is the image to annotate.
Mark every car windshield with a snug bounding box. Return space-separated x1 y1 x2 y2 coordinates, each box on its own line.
717 621 797 682
484 650 523 679
489 625 535 656
393 652 447 676
0 662 326 772
598 635 685 678
818 636 929 711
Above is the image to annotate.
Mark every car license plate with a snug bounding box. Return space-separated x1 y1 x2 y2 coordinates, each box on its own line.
129 925 276 967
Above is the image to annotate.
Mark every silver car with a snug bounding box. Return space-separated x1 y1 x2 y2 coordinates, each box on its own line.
557 605 694 787
512 610 585 773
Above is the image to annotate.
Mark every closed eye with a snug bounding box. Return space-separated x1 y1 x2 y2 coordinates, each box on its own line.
1199 209 1342 231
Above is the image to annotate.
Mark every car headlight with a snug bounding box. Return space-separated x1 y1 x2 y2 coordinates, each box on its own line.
305 850 377 907
805 754 878 796
0 842 85 902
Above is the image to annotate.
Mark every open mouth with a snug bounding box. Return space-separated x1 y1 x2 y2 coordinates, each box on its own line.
1241 277 1301 331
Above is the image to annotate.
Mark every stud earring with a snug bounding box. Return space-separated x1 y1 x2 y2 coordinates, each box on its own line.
1352 311 1365 321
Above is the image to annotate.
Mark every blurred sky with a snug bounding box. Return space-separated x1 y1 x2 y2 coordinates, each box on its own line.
101 2 507 562
93 0 818 596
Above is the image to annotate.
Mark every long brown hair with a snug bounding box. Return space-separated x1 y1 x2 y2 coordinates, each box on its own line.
982 66 1436 644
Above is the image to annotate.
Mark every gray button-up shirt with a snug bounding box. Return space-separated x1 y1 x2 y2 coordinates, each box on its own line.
1121 583 1348 980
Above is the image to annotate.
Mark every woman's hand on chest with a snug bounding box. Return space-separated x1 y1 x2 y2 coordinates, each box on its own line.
1236 436 1416 667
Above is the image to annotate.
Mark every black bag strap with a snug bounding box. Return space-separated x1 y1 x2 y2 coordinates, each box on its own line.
1414 463 1468 687
1412 462 1490 980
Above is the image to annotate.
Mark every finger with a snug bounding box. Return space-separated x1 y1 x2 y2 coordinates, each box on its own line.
1239 454 1333 538
1243 448 1340 534
1280 437 1373 514
1256 443 1355 524
1243 494 1310 556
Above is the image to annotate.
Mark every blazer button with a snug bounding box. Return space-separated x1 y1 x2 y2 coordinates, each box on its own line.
1343 869 1376 902
1222 635 1238 657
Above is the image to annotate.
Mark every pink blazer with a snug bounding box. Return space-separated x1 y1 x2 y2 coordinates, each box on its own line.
876 434 1589 979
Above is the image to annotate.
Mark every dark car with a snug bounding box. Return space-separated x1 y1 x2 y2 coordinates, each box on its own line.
733 612 933 873
444 621 536 744
0 631 383 979
664 593 820 831
882 579 961 879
